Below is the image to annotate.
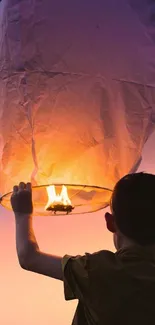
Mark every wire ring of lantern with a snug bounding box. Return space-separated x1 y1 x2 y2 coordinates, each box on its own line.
0 184 112 216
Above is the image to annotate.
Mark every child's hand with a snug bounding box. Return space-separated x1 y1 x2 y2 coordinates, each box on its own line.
11 182 33 215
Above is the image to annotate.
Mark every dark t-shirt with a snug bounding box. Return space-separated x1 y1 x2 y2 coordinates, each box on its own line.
62 246 155 325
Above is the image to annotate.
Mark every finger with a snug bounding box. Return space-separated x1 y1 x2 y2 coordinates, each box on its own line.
19 182 26 191
13 185 18 193
26 182 32 192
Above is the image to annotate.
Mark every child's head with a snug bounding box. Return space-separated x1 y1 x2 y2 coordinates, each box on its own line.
105 172 155 249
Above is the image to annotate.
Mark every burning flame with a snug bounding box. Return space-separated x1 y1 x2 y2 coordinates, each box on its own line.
45 185 72 210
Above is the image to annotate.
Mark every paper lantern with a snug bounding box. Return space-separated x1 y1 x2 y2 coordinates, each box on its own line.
0 0 155 215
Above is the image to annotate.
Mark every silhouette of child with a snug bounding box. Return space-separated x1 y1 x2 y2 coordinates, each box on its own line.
11 173 155 325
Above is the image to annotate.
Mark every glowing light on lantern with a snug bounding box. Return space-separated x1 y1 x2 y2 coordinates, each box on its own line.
0 0 155 217
45 185 74 214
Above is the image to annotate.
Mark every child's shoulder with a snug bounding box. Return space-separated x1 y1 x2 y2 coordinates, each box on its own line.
87 249 115 259
86 249 117 269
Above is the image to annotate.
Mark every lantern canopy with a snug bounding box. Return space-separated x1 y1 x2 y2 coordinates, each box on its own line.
0 0 155 215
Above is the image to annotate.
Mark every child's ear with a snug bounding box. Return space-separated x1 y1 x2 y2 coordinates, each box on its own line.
104 212 116 233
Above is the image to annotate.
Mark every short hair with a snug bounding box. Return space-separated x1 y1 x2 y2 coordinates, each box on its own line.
111 172 155 245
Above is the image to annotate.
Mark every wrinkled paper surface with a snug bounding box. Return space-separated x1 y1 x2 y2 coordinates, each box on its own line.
0 0 155 195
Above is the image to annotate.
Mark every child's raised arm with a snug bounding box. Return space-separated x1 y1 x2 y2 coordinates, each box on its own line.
11 182 63 280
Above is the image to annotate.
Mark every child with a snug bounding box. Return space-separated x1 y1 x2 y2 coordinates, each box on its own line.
11 173 155 325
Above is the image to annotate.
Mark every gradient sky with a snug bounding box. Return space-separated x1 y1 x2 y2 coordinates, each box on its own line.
0 1 155 324
0 131 154 325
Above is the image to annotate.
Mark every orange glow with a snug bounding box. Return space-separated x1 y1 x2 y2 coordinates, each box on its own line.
45 185 73 212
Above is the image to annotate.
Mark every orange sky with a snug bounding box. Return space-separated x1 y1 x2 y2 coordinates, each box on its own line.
0 132 155 325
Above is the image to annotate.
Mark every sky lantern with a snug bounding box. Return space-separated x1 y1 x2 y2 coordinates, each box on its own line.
0 0 155 215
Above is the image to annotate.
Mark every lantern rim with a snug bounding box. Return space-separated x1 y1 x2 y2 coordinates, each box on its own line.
0 183 112 215
0 183 112 199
